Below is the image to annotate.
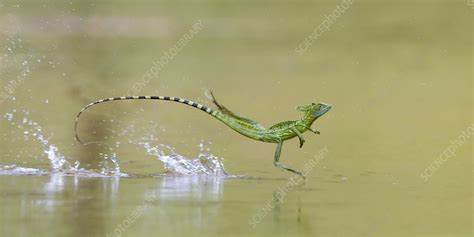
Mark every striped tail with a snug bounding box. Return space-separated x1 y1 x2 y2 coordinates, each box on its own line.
74 96 216 144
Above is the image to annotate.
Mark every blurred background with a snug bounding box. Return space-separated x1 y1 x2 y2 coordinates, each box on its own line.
0 0 472 236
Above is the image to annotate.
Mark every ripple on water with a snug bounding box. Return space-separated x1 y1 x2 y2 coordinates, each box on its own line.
0 164 130 177
0 165 49 176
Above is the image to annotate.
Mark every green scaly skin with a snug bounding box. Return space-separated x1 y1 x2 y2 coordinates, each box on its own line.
75 93 331 178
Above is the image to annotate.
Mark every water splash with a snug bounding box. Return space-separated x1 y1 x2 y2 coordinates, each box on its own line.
140 141 228 176
1 110 126 177
115 119 229 176
98 151 122 176
13 110 73 172
2 109 229 177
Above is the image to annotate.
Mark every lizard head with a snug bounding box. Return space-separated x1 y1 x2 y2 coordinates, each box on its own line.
296 102 332 118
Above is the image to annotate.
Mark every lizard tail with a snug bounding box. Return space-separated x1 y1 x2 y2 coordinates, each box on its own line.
74 96 216 144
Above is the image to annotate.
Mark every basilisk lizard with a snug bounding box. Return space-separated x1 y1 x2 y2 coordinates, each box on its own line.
75 92 331 178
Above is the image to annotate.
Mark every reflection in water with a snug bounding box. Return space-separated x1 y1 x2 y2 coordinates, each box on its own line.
43 173 119 198
269 182 315 236
272 190 282 224
0 174 122 236
156 175 224 201
141 176 225 232
31 174 119 236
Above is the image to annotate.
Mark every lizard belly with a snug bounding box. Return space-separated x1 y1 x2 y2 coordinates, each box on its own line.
280 130 297 140
259 129 296 143
267 128 298 141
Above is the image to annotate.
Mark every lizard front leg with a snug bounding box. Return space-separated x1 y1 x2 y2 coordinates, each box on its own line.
290 127 305 148
303 125 320 135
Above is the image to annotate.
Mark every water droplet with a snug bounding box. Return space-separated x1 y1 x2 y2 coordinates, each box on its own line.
4 113 14 121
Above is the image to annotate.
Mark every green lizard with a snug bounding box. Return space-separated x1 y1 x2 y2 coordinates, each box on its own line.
74 93 331 178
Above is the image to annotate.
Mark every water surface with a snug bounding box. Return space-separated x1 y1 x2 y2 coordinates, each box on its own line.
0 0 472 236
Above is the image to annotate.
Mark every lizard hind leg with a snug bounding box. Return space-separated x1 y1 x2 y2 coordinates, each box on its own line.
273 139 305 179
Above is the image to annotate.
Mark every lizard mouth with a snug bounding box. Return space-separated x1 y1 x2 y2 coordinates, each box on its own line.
315 104 332 117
